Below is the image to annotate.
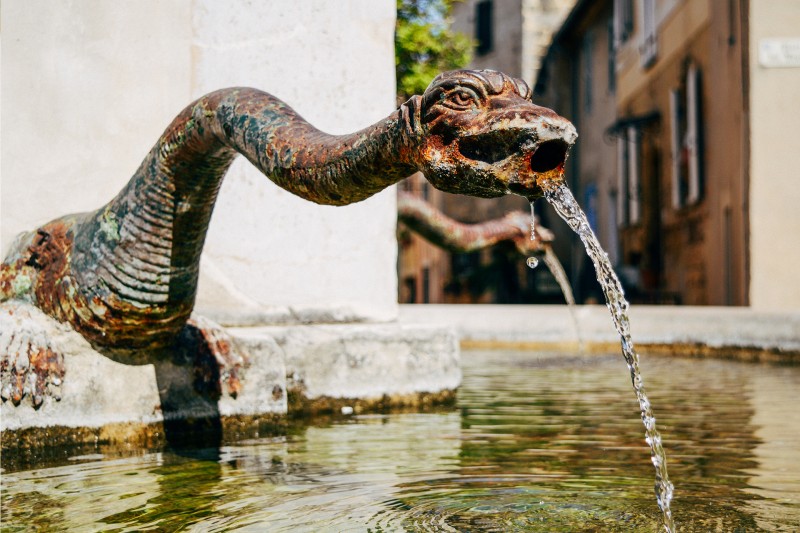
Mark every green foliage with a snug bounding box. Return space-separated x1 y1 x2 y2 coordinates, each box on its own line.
395 0 473 100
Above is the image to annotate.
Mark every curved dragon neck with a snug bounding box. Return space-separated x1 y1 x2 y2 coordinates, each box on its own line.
60 88 418 350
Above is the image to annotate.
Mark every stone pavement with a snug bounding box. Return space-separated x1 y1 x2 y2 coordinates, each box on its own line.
399 304 800 360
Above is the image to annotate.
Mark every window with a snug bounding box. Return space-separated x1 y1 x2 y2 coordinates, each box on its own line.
669 62 703 208
475 0 494 56
584 183 599 232
403 276 416 304
613 0 634 48
685 63 702 204
640 0 658 67
617 133 627 225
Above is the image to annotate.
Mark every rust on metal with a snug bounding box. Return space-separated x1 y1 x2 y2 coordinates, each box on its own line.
0 303 66 408
1 69 576 407
178 316 246 399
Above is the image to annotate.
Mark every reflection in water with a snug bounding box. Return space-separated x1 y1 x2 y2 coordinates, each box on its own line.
745 366 800 530
2 351 799 531
100 448 226 530
542 179 674 530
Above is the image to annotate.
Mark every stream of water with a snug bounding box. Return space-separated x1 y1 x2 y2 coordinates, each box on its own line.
528 198 581 346
541 247 574 307
541 178 676 532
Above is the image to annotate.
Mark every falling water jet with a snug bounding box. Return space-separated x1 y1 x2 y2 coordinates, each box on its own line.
538 177 676 532
539 246 585 352
526 197 582 349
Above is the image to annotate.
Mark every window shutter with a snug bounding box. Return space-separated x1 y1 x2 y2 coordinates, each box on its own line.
686 63 702 204
627 126 641 224
640 0 658 67
475 0 494 56
613 0 634 48
669 88 682 209
613 0 622 49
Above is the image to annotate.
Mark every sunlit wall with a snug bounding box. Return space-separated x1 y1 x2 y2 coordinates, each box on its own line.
1 0 400 320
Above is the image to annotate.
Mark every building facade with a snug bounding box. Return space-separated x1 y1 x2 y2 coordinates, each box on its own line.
614 0 749 306
452 0 576 86
534 0 621 304
536 0 800 309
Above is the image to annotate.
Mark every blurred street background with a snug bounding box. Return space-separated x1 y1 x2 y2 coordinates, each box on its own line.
396 0 800 310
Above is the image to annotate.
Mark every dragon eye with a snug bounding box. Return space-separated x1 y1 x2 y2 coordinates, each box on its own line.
446 90 476 109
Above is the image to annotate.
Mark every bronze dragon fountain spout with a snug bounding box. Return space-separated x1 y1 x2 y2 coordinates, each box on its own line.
412 70 576 199
0 69 576 407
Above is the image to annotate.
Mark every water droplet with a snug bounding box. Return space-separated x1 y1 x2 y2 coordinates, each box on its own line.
529 201 536 241
526 257 539 269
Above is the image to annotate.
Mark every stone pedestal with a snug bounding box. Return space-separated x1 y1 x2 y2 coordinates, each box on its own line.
1 302 460 449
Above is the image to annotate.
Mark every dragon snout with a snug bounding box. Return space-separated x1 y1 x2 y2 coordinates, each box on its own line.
529 139 569 173
457 131 529 165
530 115 577 173
455 126 574 173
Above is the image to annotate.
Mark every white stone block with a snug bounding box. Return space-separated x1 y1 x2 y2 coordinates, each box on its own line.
0 302 288 432
234 323 461 400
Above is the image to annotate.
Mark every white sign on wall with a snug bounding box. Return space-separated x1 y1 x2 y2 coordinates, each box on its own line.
759 38 800 68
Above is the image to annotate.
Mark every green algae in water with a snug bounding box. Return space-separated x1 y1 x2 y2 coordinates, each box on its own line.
2 352 799 531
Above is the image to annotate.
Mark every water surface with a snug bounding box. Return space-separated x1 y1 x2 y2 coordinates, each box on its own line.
542 179 674 529
2 350 799 531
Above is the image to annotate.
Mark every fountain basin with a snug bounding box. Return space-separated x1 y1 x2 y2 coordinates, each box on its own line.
3 303 798 531
4 303 797 450
2 348 798 531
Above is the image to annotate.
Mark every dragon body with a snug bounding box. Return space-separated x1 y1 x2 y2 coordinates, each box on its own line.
0 70 576 406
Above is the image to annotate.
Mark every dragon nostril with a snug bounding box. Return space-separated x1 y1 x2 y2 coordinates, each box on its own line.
530 140 568 173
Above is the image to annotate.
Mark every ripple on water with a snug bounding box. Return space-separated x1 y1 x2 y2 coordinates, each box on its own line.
369 475 658 532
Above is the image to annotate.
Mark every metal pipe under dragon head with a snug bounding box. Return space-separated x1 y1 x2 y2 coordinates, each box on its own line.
405 69 578 201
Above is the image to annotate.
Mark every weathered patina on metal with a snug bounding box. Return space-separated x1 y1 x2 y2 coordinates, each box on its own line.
0 69 576 407
396 191 576 304
397 190 553 255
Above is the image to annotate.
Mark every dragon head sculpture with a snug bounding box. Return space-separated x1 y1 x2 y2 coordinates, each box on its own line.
404 69 577 200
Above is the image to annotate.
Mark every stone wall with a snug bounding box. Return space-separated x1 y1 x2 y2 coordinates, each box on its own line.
748 0 800 310
1 0 400 321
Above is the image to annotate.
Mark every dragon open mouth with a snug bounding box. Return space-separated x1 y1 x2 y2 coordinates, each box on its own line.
458 133 569 174
530 140 569 173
